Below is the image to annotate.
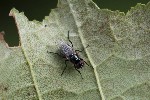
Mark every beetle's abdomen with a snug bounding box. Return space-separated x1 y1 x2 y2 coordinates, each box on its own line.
60 43 74 58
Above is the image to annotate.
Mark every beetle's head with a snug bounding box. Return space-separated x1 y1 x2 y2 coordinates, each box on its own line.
75 59 84 69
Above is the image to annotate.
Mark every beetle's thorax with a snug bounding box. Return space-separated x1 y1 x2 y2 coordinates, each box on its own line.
69 54 80 63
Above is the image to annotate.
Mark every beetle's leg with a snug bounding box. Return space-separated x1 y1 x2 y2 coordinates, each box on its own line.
68 31 73 47
47 51 61 56
61 60 69 76
75 67 83 79
84 61 90 66
75 50 82 52
47 51 65 58
75 45 89 53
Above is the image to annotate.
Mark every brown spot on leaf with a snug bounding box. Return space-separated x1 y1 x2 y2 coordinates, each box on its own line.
27 92 30 96
0 83 9 92
0 31 5 40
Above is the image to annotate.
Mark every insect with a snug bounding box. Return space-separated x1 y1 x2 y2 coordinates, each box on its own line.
47 31 89 79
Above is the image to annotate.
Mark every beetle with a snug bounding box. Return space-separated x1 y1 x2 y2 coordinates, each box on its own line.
48 31 89 79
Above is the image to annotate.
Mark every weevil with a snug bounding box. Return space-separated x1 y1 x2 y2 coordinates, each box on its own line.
48 31 89 79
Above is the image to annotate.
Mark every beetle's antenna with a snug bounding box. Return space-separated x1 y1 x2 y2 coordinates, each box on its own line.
85 44 90 49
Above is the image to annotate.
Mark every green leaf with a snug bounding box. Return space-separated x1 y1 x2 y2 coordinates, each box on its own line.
0 0 150 100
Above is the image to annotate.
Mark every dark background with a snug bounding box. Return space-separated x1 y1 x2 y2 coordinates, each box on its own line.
0 0 149 46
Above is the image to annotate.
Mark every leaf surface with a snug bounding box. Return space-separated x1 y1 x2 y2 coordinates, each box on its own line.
0 0 150 100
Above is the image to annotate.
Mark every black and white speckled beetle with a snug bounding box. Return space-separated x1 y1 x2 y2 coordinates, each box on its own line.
48 31 89 79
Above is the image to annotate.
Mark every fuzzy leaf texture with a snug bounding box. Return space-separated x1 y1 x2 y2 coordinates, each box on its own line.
0 0 150 100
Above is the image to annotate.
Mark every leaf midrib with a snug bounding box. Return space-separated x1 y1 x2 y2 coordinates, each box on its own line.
67 0 105 99
21 44 42 100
